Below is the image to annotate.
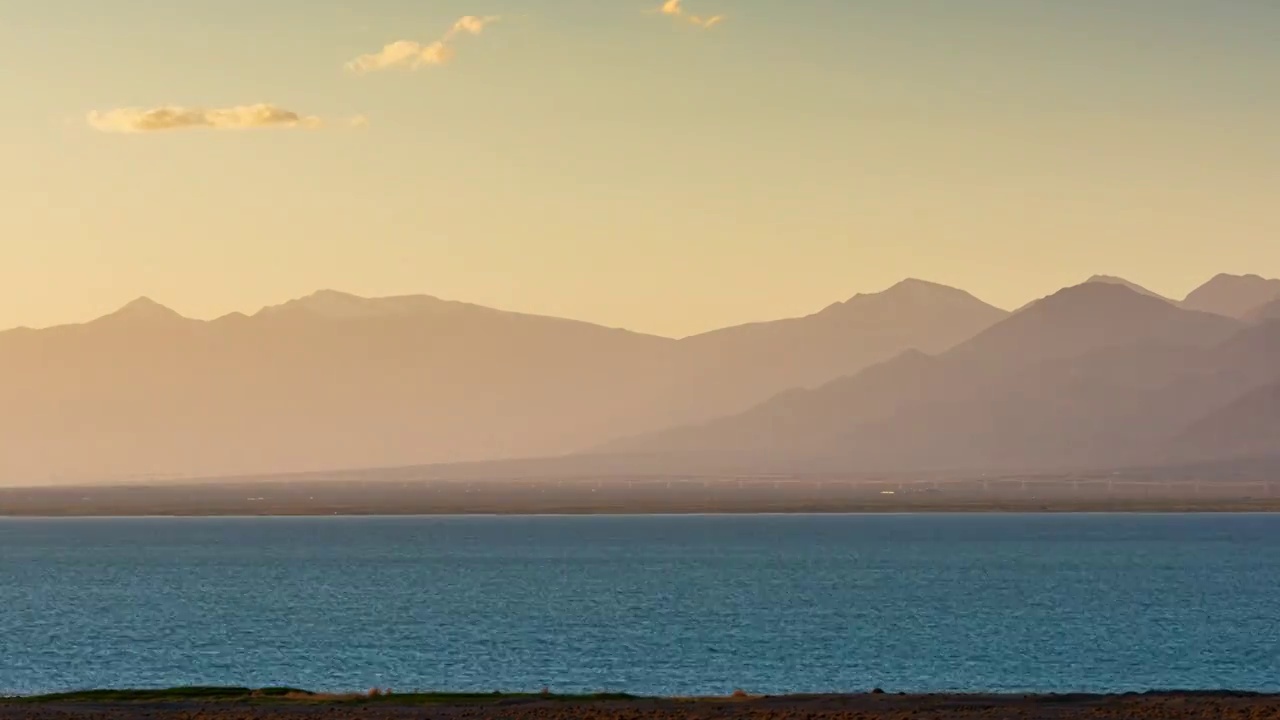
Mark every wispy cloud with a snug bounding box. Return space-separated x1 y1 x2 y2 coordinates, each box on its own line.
658 0 725 29
87 104 323 133
347 15 502 73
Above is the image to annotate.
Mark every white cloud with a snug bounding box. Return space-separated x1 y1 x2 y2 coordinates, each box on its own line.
659 0 725 28
445 15 502 40
346 40 454 72
87 104 323 133
348 15 502 73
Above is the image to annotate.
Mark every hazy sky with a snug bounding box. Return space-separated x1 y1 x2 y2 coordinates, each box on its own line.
3 0 1278 337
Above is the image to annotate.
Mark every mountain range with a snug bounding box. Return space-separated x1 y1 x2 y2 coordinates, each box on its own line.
1 273 1278 485
607 283 1279 472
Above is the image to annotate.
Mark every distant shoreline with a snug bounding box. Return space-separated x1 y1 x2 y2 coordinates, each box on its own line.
4 500 1280 518
5 474 1280 517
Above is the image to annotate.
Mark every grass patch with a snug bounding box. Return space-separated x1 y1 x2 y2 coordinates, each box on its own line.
361 691 639 705
15 687 266 702
7 687 640 705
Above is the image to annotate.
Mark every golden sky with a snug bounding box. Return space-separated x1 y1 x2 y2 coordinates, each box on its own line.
2 0 1278 336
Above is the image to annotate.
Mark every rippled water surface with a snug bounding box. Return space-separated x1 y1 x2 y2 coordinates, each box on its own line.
2 514 1279 695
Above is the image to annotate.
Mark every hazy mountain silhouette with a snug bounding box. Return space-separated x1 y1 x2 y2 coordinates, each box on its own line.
0 293 677 483
1182 273 1280 318
0 281 1006 484
605 284 1248 472
8 277 1279 484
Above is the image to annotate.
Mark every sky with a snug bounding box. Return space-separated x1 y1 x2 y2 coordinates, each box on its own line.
2 0 1278 337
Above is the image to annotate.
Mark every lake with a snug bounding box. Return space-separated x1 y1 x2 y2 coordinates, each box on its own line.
2 514 1278 695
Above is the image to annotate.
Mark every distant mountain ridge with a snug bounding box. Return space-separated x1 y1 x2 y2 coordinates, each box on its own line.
0 279 1008 484
4 273 1278 485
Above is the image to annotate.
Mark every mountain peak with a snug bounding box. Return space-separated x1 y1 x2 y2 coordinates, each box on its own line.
258 289 451 319
844 278 981 306
1182 273 1280 318
1083 275 1173 303
890 277 946 289
96 297 186 324
885 277 960 294
295 288 374 308
121 295 165 310
257 289 373 318
967 281 1238 354
306 289 366 302
1037 281 1161 309
1209 272 1267 283
1014 276 1172 314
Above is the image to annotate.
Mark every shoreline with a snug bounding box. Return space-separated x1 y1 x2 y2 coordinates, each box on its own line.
4 688 1279 719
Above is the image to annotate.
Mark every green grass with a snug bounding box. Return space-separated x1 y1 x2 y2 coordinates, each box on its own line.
6 687 640 705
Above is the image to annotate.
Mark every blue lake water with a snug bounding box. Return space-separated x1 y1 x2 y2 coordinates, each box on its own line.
2 514 1279 696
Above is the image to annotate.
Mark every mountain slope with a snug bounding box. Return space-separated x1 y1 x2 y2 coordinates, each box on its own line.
607 284 1246 472
664 279 1008 419
1245 298 1280 324
1182 273 1280 318
1178 379 1280 461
